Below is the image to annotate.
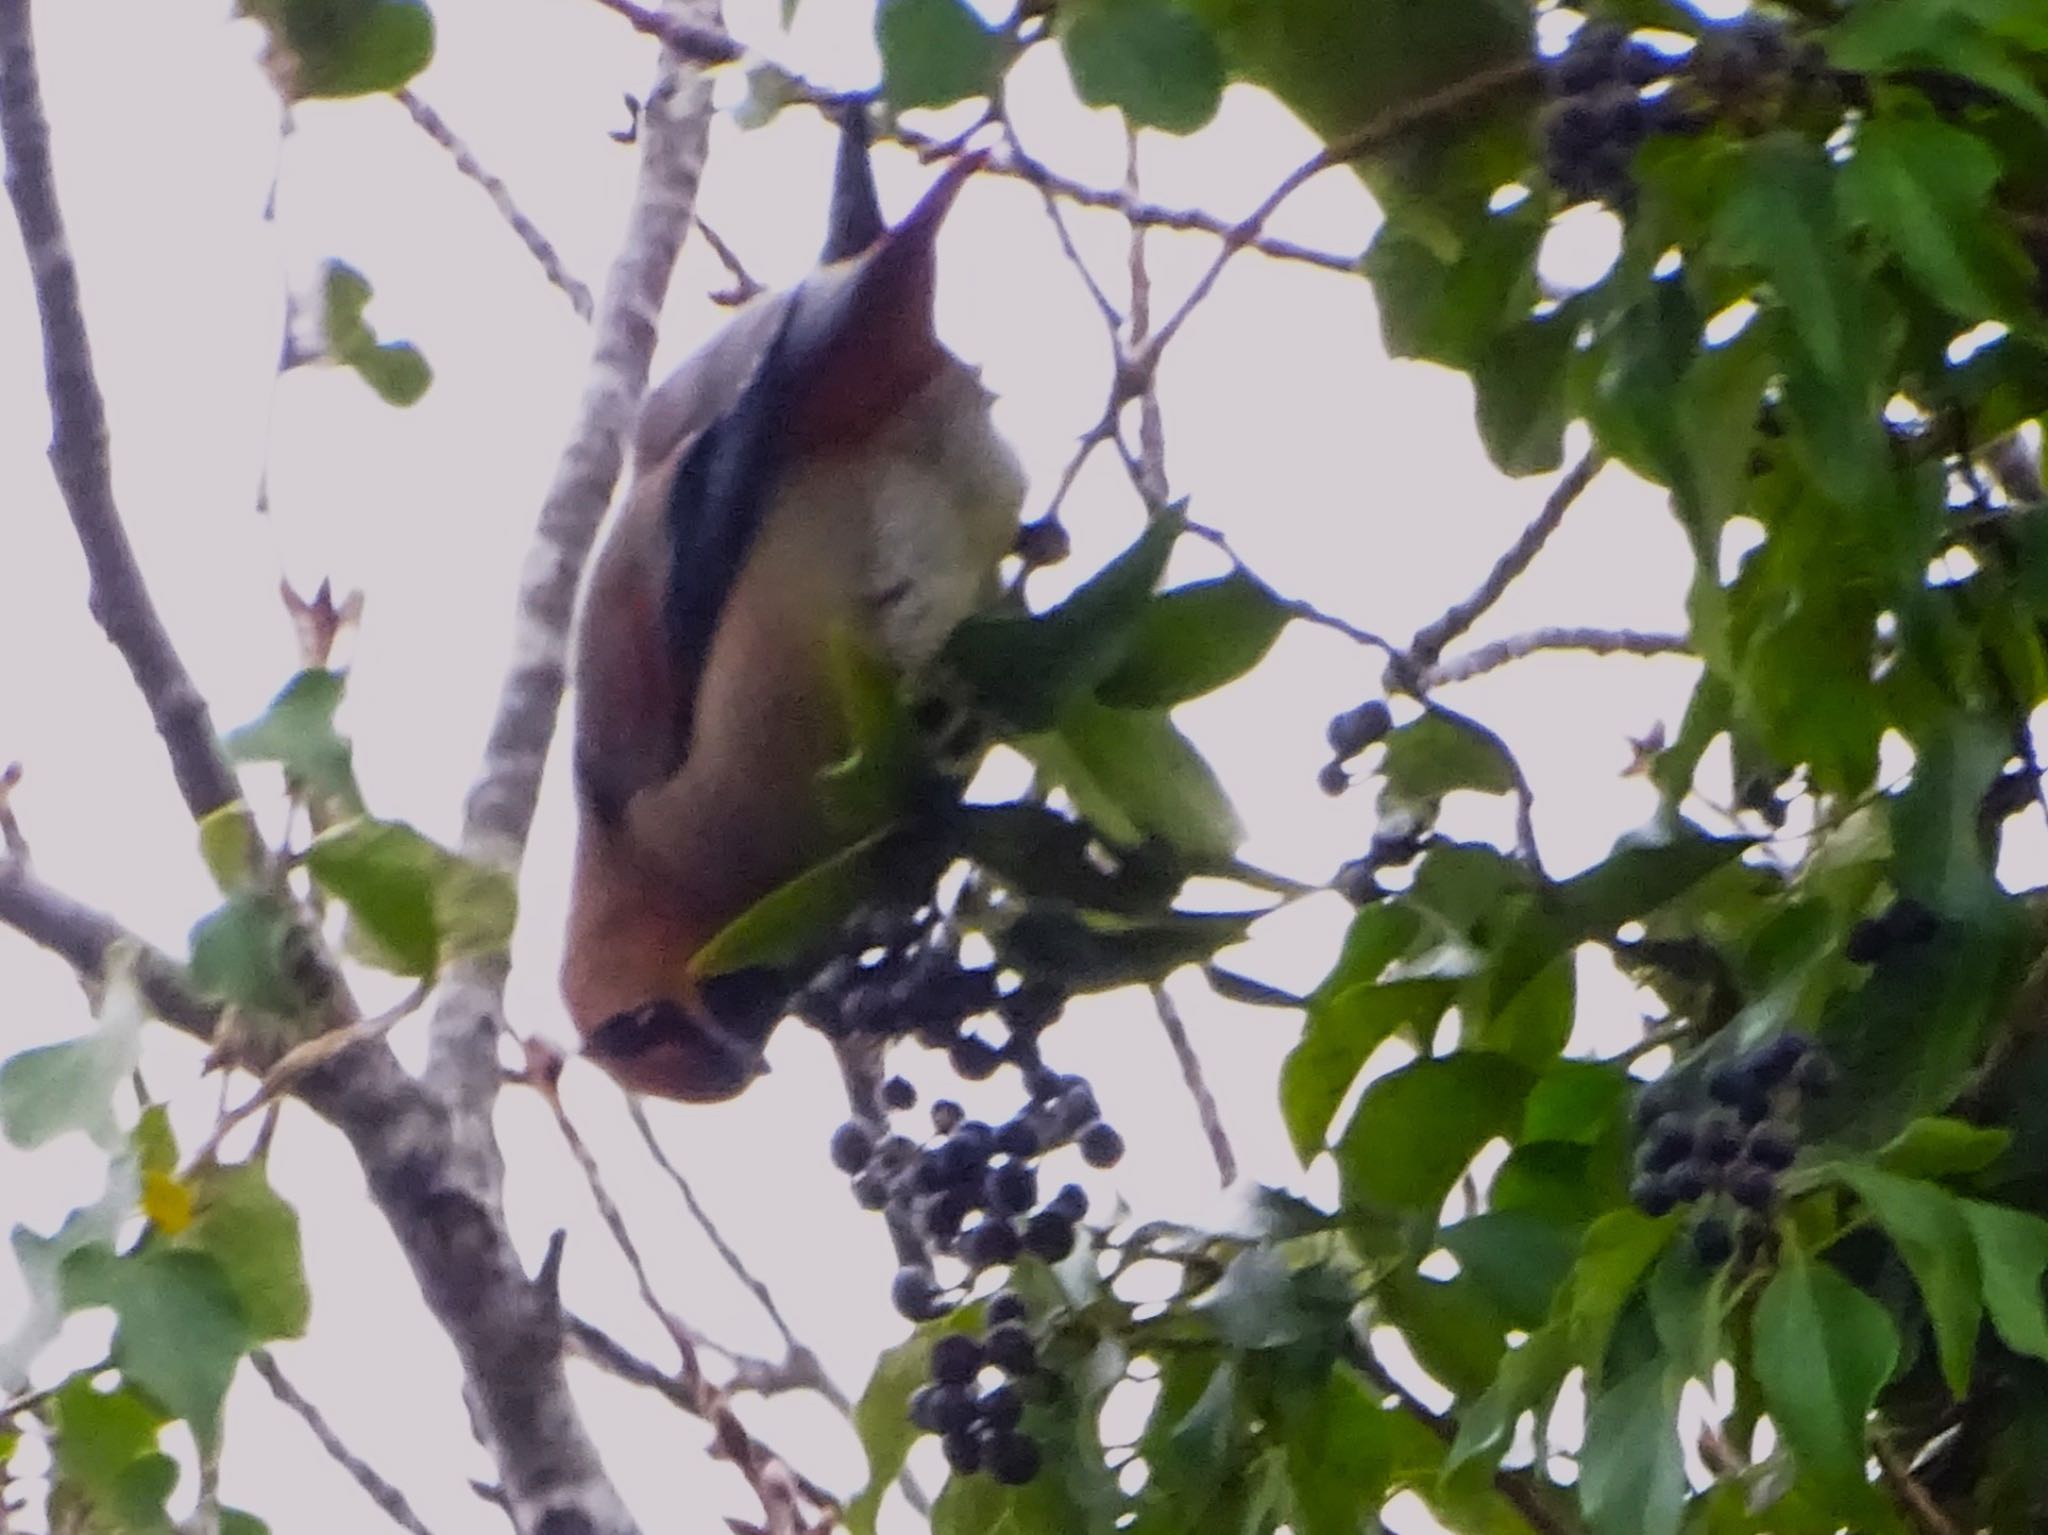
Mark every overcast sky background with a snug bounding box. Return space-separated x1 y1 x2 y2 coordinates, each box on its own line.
0 0 1839 1530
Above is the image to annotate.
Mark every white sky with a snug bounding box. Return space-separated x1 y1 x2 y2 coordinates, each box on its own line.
0 1 1750 1531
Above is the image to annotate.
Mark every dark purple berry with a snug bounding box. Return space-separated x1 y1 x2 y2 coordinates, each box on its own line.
979 1382 1025 1432
988 1291 1028 1327
853 1172 892 1211
1631 1080 1679 1131
1748 1034 1812 1088
1001 983 1065 1035
1318 761 1350 798
909 1383 947 1432
893 1266 945 1322
985 1323 1037 1376
1665 1162 1709 1203
1638 1115 1695 1173
1327 700 1393 760
1691 1216 1737 1268
931 1333 984 1386
942 1428 983 1474
830 1121 874 1174
1694 1113 1742 1166
1727 1165 1778 1212
1744 1124 1798 1171
1059 1082 1100 1125
932 1099 965 1134
924 1189 973 1245
964 1218 1023 1269
919 1382 976 1434
996 1118 1040 1158
883 1075 918 1110
1846 918 1888 964
915 1151 950 1194
1793 1051 1838 1098
1047 1183 1089 1223
1080 1123 1125 1169
1631 1174 1678 1217
986 1431 1042 1486
1707 1061 1758 1107
951 1035 1003 1080
986 1161 1039 1217
1023 1211 1077 1262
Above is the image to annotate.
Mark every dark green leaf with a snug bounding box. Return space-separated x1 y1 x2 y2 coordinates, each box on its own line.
947 513 1179 731
1379 710 1516 807
1059 0 1224 133
1710 134 1859 386
1579 1359 1686 1535
994 903 1256 991
1281 978 1456 1161
1568 1208 1676 1366
1890 711 2009 920
1336 1053 1532 1218
1751 1246 1898 1506
1522 1060 1628 1146
1024 699 1242 860
1095 571 1290 708
1473 305 1577 476
959 803 1184 914
877 0 1009 109
1442 1211 1578 1329
1445 1320 1570 1475
1960 1199 2048 1363
187 891 308 1018
304 817 517 978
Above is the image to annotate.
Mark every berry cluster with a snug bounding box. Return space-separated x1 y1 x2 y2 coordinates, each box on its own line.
1539 14 1834 208
1318 699 1392 798
1629 1032 1836 1267
907 1294 1044 1484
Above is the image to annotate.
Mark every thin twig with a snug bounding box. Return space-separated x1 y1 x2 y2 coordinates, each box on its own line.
1 0 245 825
1423 627 1690 687
1398 449 1607 686
694 217 765 305
251 1350 439 1535
538 1076 813 1535
1005 113 1121 331
1876 1438 1964 1535
1150 986 1236 1187
0 764 25 863
1124 128 1168 510
1183 517 1398 654
397 89 594 321
624 1100 849 1411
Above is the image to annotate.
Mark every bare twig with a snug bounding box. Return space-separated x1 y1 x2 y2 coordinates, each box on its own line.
537 1075 813 1535
427 0 721 1110
1423 627 1690 688
1183 517 1398 655
1876 1438 1963 1535
1004 114 1121 332
1124 129 1168 510
398 89 594 321
1 0 244 825
0 764 25 863
1150 986 1236 1187
694 218 765 306
251 1350 439 1535
624 1101 848 1411
1397 449 1606 686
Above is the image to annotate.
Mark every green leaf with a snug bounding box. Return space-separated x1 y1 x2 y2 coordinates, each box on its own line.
50 1377 175 1535
693 833 891 977
1580 1358 1686 1535
1378 709 1516 808
958 803 1184 915
846 1317 974 1535
1959 1199 2048 1363
315 262 431 404
1568 1208 1676 1366
187 891 308 1018
224 669 362 818
1751 1246 1898 1506
1 961 146 1152
1281 978 1456 1161
876 0 1009 109
1023 699 1242 860
1442 1210 1577 1329
1473 305 1577 476
1877 1117 2012 1179
198 804 259 893
304 817 516 978
994 903 1256 991
1336 1053 1532 1218
947 513 1179 731
1522 1060 1628 1146
1890 711 2009 921
171 1160 310 1342
1710 134 1860 386
1199 1245 1353 1351
819 624 921 835
1094 571 1291 709
1059 0 1225 133
240 0 434 98
62 1246 252 1444
1445 1321 1570 1475
1277 1365 1414 1535
1839 116 2037 329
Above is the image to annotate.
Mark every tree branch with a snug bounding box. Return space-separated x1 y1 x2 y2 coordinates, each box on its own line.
250 1349 440 1535
1150 985 1236 1187
0 0 244 825
1422 627 1690 688
427 0 721 1108
397 89 594 321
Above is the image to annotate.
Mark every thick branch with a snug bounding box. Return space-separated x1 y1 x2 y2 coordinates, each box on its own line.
428 0 720 1107
0 0 241 822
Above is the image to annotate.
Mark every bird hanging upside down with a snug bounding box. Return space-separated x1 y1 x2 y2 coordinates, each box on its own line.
562 112 1027 1102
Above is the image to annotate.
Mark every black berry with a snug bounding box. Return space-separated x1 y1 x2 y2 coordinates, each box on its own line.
919 1382 976 1434
986 1161 1039 1217
985 1323 1037 1376
853 1172 892 1211
931 1099 965 1134
1631 1173 1678 1217
1747 1033 1812 1088
1638 1115 1695 1173
942 1428 984 1474
1047 1183 1089 1223
1327 700 1394 761
996 1118 1040 1158
1743 1124 1798 1171
964 1218 1023 1269
1023 1211 1076 1262
1694 1113 1742 1166
1080 1123 1125 1169
830 1121 874 1175
1664 1162 1710 1203
1691 1216 1737 1268
1318 760 1351 798
1727 1164 1778 1212
979 1382 1025 1432
883 1075 918 1110
951 1035 1003 1080
986 1431 1042 1486
1793 1051 1838 1098
892 1266 945 1322
930 1333 984 1386
988 1291 1028 1326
